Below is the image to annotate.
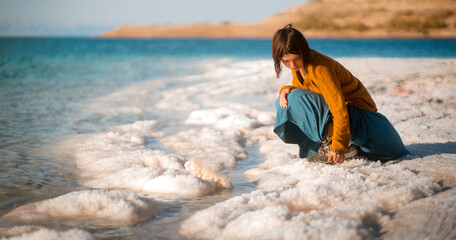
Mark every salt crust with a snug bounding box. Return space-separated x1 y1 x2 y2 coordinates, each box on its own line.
180 188 391 240
185 107 260 132
0 226 94 240
64 57 453 239
180 156 441 239
114 120 158 134
162 127 247 189
162 127 247 170
179 58 456 239
71 121 216 197
382 188 456 239
0 190 156 226
155 60 276 112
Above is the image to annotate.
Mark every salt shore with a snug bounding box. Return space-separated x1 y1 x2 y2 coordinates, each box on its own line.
1 57 455 239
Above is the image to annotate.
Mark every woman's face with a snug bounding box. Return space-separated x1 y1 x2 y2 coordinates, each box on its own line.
281 53 303 72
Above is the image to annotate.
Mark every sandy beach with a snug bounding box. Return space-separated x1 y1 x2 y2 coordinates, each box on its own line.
1 55 455 239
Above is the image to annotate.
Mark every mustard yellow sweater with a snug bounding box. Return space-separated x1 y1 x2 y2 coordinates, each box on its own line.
279 50 377 154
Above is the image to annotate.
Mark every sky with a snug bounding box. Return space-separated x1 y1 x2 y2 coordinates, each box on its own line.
0 0 308 36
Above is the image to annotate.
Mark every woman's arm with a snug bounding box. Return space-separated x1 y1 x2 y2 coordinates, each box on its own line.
314 65 351 155
279 88 291 108
279 85 296 95
278 70 305 107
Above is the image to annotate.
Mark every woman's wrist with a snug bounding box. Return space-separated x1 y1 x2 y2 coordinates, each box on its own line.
330 149 342 155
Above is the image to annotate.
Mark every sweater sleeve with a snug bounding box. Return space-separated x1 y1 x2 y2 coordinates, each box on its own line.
315 65 351 154
278 71 301 94
279 85 296 94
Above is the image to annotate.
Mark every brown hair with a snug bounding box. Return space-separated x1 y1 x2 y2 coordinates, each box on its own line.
272 24 311 78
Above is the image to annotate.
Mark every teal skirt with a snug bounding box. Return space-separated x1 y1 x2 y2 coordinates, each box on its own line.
274 89 409 161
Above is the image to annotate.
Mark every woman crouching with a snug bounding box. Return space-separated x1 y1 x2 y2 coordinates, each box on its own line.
272 24 409 164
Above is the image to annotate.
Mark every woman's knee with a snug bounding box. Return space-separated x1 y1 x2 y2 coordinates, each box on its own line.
287 89 324 105
288 89 313 99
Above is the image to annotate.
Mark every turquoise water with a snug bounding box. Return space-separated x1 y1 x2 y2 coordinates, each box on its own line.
308 38 456 57
0 37 455 238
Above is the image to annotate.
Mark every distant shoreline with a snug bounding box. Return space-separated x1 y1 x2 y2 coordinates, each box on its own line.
2 35 456 40
99 0 456 39
98 25 456 39
95 35 456 39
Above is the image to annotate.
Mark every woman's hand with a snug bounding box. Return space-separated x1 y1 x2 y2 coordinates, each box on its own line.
328 149 345 164
280 88 291 108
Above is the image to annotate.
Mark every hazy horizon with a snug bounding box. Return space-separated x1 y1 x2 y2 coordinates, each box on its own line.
0 0 307 37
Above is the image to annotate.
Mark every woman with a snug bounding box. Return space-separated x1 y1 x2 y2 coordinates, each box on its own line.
272 24 409 164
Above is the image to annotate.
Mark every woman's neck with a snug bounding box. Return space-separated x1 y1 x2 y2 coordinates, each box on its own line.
299 49 315 77
298 68 306 77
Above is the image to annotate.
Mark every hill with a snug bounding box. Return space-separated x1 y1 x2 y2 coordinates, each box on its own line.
99 0 456 38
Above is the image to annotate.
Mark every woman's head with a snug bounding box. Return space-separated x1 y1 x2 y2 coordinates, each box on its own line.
272 24 311 78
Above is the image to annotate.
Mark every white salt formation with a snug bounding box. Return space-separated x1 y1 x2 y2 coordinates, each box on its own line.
161 127 248 188
0 226 94 240
155 60 277 112
114 120 158 134
178 58 456 239
181 191 391 240
70 120 215 197
185 107 260 132
0 190 156 226
70 58 454 239
82 166 215 196
180 157 441 239
184 158 233 189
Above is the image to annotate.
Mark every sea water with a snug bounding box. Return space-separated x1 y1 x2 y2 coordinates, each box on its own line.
0 37 455 239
